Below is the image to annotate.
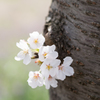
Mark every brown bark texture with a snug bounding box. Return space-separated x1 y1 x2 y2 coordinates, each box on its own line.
43 0 100 100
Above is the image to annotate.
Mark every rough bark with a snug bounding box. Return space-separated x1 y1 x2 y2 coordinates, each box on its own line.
43 0 100 100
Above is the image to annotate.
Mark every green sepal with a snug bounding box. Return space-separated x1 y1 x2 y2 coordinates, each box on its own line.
31 49 39 53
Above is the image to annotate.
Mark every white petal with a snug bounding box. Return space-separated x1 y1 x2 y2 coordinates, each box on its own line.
45 82 50 89
47 51 58 60
35 42 43 49
14 56 22 61
38 47 43 60
40 62 46 70
63 57 73 66
16 40 29 50
42 46 49 55
38 34 45 44
38 54 44 62
42 69 49 78
38 78 43 87
51 59 61 68
49 45 56 51
50 78 58 88
44 78 51 89
40 64 49 78
27 38 38 49
16 42 23 49
28 80 37 88
28 49 33 57
23 54 31 65
63 66 74 76
30 43 38 49
56 70 66 80
29 31 39 38
16 51 25 59
29 71 34 77
49 68 57 77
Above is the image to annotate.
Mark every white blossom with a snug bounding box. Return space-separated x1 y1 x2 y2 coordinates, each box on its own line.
56 57 74 80
40 59 61 78
27 31 45 49
44 75 58 89
38 45 58 61
15 40 32 65
27 71 43 88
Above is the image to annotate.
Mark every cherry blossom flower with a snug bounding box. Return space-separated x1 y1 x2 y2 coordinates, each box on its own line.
15 40 32 65
15 30 75 90
44 75 58 89
27 71 43 88
56 57 74 80
40 59 61 78
27 31 45 49
38 45 58 61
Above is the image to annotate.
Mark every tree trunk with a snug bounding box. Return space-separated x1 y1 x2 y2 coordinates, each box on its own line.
43 0 100 100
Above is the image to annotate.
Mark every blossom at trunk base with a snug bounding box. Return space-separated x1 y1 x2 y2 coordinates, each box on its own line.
27 71 43 88
44 75 58 89
56 57 74 80
38 45 58 61
40 59 61 78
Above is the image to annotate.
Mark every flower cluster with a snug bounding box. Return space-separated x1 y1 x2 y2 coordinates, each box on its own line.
15 31 74 89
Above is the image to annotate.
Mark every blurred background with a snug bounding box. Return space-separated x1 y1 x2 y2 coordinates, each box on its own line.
0 0 51 100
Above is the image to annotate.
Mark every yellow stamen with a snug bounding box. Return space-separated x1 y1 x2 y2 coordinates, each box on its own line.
23 50 28 54
46 64 52 70
33 73 39 79
43 52 48 57
34 39 38 44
